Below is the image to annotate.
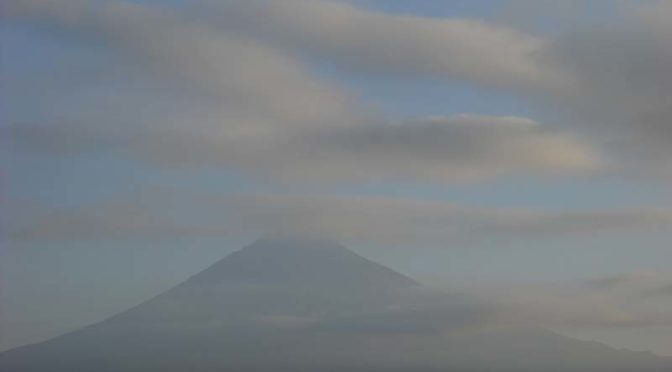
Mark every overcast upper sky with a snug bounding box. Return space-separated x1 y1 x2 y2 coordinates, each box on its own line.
2 0 672 357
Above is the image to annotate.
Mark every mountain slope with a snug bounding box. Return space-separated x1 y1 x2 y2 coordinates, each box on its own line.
1 237 671 372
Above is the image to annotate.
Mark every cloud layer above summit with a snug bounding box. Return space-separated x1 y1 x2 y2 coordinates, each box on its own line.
9 192 672 245
3 0 603 184
7 0 672 182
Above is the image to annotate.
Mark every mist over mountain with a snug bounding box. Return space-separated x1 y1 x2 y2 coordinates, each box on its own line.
1 237 670 372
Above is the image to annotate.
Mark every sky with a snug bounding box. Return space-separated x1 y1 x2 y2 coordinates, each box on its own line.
2 0 672 357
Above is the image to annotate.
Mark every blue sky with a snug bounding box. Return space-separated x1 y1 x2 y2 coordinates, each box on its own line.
3 0 672 356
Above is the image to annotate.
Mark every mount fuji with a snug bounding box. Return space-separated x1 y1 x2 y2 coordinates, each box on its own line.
1 237 670 372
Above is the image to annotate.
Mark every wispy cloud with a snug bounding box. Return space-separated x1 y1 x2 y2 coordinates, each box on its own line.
462 271 672 329
9 193 672 245
4 0 601 185
190 0 560 90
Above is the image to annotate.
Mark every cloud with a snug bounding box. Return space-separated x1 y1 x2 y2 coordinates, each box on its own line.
306 291 494 336
191 0 672 180
9 193 672 245
532 1 672 178
4 0 601 185
6 197 223 241
191 0 560 90
489 210 672 238
4 0 672 360
282 115 601 183
252 271 672 337
226 194 672 243
644 285 672 299
7 0 672 184
583 272 666 292
107 114 598 184
582 272 672 300
5 115 601 184
464 272 672 329
252 287 497 336
4 0 355 135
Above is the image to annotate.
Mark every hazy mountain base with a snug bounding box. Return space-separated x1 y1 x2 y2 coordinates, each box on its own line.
3 324 669 372
2 238 671 372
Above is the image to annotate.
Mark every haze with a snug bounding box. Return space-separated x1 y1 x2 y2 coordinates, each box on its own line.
2 0 672 367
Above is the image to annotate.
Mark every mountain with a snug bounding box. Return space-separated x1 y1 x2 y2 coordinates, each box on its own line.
1 237 671 372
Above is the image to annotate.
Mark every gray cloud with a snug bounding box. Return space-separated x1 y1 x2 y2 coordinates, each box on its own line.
465 272 672 330
307 293 494 336
6 115 601 184
241 271 672 334
10 193 672 245
7 0 672 183
4 0 672 361
541 1 672 178
290 115 600 183
120 114 599 184
252 287 497 337
191 0 561 90
583 272 666 292
583 272 672 300
643 285 672 299
226 194 672 244
4 0 601 185
193 0 672 181
190 0 672 180
5 0 355 133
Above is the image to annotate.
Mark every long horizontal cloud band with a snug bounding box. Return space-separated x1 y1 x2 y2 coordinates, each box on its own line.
5 0 604 185
10 193 672 244
6 0 672 179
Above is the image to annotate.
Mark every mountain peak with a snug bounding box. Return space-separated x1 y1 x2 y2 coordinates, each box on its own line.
182 236 418 290
242 235 348 254
4 238 672 372
112 237 419 325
